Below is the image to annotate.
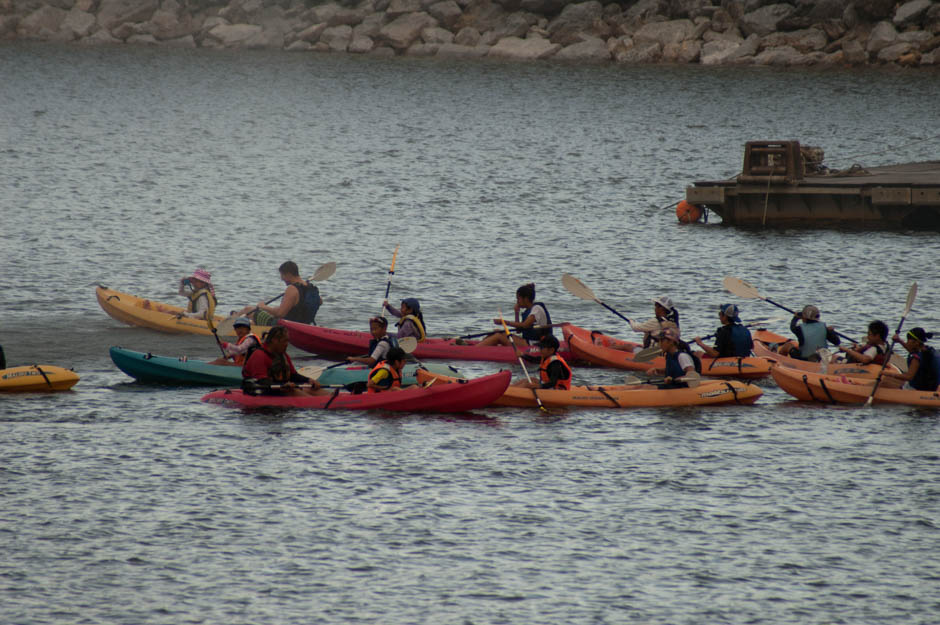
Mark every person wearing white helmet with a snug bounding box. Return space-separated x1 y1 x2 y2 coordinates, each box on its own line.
628 295 680 349
778 304 840 361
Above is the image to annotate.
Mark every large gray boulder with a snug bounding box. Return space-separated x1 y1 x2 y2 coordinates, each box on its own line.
761 28 827 52
893 0 932 28
481 11 537 45
59 8 96 39
554 35 610 60
739 4 796 37
427 0 462 28
377 11 436 49
455 1 508 33
854 0 895 21
547 0 603 45
321 24 353 50
867 20 898 53
97 0 159 31
205 23 263 47
453 25 481 44
421 25 454 43
662 39 702 62
633 19 694 47
700 37 742 64
487 34 560 58
348 34 375 52
613 40 661 62
353 13 387 38
625 0 670 21
143 2 195 41
17 5 68 38
842 38 867 63
723 32 761 62
877 41 912 61
804 0 847 21
386 0 423 18
753 45 815 65
436 42 490 57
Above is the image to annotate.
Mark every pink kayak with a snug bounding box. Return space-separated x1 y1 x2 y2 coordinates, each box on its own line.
280 320 573 364
201 370 511 412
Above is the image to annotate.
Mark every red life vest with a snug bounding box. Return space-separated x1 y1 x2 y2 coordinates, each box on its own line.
539 354 572 390
367 361 402 393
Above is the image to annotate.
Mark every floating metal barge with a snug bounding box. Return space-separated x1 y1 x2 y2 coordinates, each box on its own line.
686 141 940 228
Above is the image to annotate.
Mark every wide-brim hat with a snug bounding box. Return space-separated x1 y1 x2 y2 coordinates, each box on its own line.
189 268 213 285
652 295 674 310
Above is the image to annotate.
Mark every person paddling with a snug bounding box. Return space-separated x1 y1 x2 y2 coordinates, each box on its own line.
629 296 680 349
347 317 399 367
518 334 571 390
475 283 552 349
382 297 426 342
175 268 217 321
241 260 322 326
835 320 889 365
778 305 840 361
647 327 697 388
693 303 753 358
211 317 262 366
367 347 408 393
883 327 940 391
242 326 319 395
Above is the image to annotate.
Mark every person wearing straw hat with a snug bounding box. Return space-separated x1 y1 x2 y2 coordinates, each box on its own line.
646 327 698 388
883 327 940 391
176 268 217 321
694 303 753 358
778 304 840 361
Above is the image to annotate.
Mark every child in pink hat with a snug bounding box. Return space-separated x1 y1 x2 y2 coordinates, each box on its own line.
177 268 217 320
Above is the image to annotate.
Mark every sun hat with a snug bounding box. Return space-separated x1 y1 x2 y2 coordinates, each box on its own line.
187 268 215 295
720 303 740 321
652 295 674 310
401 298 421 313
801 305 820 321
658 327 680 342
233 317 252 328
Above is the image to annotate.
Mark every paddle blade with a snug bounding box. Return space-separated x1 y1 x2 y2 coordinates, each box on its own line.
723 276 762 299
903 282 917 317
299 365 326 380
633 346 662 363
623 374 646 385
312 261 337 282
398 337 417 353
678 371 701 388
561 273 598 302
215 315 237 336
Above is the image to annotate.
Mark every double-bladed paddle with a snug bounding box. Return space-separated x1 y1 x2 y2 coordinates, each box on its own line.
623 371 703 388
722 276 859 344
866 282 917 406
299 337 418 381
499 310 548 413
216 261 337 335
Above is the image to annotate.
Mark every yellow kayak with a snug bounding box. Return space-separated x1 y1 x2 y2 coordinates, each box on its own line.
95 285 272 338
0 365 79 392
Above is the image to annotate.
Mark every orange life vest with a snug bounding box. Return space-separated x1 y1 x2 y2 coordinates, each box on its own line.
231 333 262 365
539 353 572 390
367 360 402 393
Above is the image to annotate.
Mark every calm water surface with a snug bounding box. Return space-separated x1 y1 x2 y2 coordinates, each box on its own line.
2 43 940 624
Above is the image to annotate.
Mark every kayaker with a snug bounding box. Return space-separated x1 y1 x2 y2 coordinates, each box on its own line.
647 327 698 388
519 334 572 390
778 305 840 361
367 347 408 393
693 303 753 358
475 283 552 348
175 268 217 321
348 317 399 367
835 320 889 365
241 260 322 326
629 296 680 349
883 327 940 391
213 317 262 366
242 325 319 395
382 297 426 342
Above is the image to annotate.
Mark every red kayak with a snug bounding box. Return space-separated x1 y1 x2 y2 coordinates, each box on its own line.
281 320 572 363
201 370 511 412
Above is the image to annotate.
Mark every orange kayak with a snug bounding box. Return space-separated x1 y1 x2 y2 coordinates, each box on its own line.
770 364 940 406
753 340 901 378
416 369 762 408
563 324 773 379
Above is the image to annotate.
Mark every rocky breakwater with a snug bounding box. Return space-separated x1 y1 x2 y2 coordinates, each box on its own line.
4 0 940 67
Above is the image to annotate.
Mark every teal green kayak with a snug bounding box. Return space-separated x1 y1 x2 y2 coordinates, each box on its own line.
110 347 464 387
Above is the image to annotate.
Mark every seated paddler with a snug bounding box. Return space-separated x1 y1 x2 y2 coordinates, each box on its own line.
835 320 889 365
347 316 398 368
382 297 426 342
367 347 408 393
176 268 217 321
647 327 698 388
778 304 840 361
693 303 753 358
519 334 571 390
476 283 552 349
242 326 319 395
211 316 262 366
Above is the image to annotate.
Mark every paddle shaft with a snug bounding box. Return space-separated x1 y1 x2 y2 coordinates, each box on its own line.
749 293 860 345
499 311 547 412
866 283 917 406
453 323 566 341
382 245 400 315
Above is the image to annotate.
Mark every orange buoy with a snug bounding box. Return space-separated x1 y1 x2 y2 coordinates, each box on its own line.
676 200 703 224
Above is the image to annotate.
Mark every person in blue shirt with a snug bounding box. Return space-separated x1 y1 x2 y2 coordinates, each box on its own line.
693 303 753 358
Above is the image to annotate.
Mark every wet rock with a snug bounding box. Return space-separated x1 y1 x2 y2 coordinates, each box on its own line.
761 27 827 52
206 23 263 47
377 11 436 49
519 0 567 15
893 0 931 28
614 40 661 62
754 45 815 65
897 50 920 65
60 8 96 39
699 37 742 64
127 33 159 45
662 38 701 62
625 0 669 21
481 11 537 45
866 20 897 53
842 38 867 63
554 34 610 60
297 22 328 42
321 24 352 50
724 32 760 61
81 28 121 44
876 40 912 61
0 15 20 39
353 13 386 38
386 0 423 18
921 47 939 64
804 0 845 21
406 41 439 54
854 0 894 22
926 4 940 33
547 0 603 45
286 38 312 50
739 3 795 37
487 34 560 58
436 41 490 56
455 1 508 33
348 33 374 51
